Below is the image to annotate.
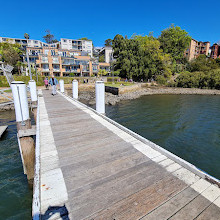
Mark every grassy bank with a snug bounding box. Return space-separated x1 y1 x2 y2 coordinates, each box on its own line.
0 76 121 87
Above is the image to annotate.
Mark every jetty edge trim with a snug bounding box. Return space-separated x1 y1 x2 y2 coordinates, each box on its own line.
58 91 220 187
32 93 40 220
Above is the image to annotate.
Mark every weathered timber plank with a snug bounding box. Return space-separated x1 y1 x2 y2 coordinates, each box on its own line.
56 135 126 158
54 129 116 147
141 187 199 220
169 194 212 220
196 202 220 220
68 163 170 219
61 146 137 178
64 152 149 192
86 175 187 220
52 124 109 140
58 141 133 167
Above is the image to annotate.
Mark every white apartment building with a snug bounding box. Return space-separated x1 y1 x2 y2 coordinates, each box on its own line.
60 38 93 57
0 37 42 47
0 36 93 56
98 46 114 63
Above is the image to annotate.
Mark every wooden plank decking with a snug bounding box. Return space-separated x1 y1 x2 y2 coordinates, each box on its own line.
38 89 220 220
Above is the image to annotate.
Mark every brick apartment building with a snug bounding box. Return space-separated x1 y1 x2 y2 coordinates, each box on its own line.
0 36 110 76
185 39 210 60
27 47 110 77
210 43 220 59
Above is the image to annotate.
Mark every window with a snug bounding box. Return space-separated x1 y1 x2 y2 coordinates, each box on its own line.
34 41 38 44
63 52 67 57
51 50 55 56
63 40 67 43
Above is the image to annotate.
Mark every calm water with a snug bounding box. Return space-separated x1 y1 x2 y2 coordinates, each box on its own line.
0 111 32 219
106 94 220 180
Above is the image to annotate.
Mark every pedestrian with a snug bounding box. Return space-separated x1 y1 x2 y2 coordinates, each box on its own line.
44 77 49 89
49 76 58 96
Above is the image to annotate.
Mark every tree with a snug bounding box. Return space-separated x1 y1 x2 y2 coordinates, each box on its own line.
158 24 191 63
78 37 91 41
189 55 219 72
105 39 112 47
16 61 26 75
43 30 58 44
112 34 172 81
0 42 22 66
98 69 108 77
24 33 30 39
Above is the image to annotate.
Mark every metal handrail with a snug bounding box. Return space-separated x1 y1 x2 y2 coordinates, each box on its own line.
0 89 13 102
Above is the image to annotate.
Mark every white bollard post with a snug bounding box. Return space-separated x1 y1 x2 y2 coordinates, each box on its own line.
72 80 78 99
11 81 34 182
29 80 37 103
11 81 30 123
95 81 105 114
59 79 64 93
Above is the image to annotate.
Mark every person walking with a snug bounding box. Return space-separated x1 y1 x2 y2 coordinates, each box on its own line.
44 77 49 89
49 76 58 96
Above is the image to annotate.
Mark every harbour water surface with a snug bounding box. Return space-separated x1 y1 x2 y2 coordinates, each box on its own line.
0 111 32 219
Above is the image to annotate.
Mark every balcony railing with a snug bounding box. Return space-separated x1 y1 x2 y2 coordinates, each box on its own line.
53 69 60 72
53 59 59 64
42 69 50 72
41 59 48 63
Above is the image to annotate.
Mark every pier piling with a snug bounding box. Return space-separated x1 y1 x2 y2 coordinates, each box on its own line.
59 79 64 93
11 81 35 182
72 79 78 99
29 80 38 121
95 81 105 114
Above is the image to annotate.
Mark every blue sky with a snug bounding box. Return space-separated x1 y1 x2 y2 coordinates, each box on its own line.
1 0 219 46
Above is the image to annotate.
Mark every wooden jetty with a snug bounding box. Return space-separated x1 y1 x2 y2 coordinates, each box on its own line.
33 89 220 219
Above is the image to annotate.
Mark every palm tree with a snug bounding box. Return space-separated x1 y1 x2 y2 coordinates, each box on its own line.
24 33 30 39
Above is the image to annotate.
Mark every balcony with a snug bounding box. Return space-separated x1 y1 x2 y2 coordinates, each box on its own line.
64 68 79 73
42 69 50 72
41 58 48 63
62 61 76 65
53 59 59 64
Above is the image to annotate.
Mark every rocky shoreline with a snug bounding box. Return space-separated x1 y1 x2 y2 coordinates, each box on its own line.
68 87 220 106
1 86 220 111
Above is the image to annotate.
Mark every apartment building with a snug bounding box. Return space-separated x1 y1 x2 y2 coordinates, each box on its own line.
98 46 114 63
26 47 109 77
0 36 92 56
60 38 93 57
185 39 210 60
210 43 220 59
